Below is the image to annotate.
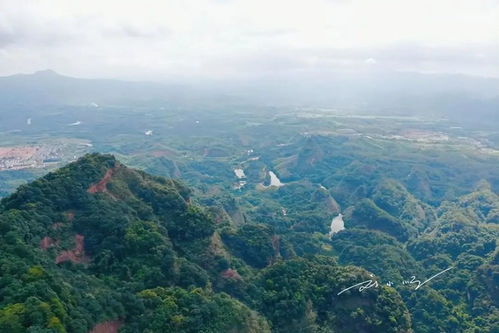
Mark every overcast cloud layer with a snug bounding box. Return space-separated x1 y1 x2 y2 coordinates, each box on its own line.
0 0 498 80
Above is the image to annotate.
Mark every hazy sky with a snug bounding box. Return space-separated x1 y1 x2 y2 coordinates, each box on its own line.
1 0 498 80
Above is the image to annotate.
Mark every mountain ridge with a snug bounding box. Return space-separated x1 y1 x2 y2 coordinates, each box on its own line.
0 153 413 332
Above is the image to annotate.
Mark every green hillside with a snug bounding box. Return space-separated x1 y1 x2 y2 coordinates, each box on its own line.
0 154 414 332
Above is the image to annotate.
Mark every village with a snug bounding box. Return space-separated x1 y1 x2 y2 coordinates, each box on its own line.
0 144 72 171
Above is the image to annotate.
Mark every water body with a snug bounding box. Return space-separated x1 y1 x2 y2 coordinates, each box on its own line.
234 168 246 179
268 171 283 187
259 171 285 189
234 180 247 190
329 213 345 237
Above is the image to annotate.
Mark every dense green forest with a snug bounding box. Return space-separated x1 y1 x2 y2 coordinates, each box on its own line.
1 7 499 331
0 153 497 332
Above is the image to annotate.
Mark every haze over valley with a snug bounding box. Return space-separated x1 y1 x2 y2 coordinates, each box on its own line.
0 1 498 332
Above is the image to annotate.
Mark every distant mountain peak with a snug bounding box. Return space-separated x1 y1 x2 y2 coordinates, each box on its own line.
32 69 60 77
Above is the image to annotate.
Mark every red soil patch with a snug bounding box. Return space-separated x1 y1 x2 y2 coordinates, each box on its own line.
89 320 123 333
221 268 242 281
88 168 114 194
55 234 89 264
40 236 56 250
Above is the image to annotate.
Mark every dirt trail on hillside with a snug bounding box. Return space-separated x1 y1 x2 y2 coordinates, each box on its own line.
40 236 56 250
88 168 114 193
55 234 89 264
89 320 122 333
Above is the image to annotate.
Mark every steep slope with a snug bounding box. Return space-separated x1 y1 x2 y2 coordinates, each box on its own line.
372 179 436 232
0 154 268 332
0 154 412 332
332 178 498 332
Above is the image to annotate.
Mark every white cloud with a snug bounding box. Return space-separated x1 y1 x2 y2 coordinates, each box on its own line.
0 0 498 79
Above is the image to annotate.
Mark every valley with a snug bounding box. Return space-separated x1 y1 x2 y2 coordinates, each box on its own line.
0 73 498 333
2 0 499 330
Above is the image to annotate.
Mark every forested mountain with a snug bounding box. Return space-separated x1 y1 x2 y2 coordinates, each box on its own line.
0 70 184 107
0 154 417 332
2 98 499 331
2 1 499 332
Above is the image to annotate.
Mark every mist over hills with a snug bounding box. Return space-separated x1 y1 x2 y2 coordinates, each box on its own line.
1 69 499 127
0 70 188 106
1 0 498 331
1 70 499 332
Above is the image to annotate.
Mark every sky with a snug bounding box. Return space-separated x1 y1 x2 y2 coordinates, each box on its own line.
0 0 498 80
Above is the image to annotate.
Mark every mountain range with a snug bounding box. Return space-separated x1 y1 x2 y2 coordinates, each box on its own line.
0 154 416 332
1 70 499 127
